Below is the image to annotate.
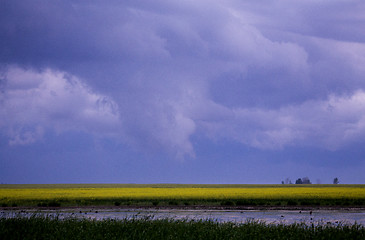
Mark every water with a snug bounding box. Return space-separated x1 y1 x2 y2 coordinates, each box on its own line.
2 209 365 226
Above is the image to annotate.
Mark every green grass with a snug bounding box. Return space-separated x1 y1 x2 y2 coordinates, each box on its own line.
1 215 364 240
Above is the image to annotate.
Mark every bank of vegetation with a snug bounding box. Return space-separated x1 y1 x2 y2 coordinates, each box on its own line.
1 215 364 240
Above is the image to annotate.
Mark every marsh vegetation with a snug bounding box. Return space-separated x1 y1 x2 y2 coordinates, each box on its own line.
1 215 365 240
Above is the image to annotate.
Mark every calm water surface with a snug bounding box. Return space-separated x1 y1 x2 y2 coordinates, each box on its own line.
3 209 365 226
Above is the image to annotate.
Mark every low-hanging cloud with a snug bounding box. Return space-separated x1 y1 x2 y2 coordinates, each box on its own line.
0 66 120 145
195 91 365 150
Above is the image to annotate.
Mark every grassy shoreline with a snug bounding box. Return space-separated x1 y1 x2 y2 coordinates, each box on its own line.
1 215 364 240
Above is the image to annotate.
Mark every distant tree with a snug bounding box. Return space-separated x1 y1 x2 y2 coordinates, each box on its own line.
302 177 312 184
333 177 339 184
281 181 284 184
284 178 292 184
295 178 303 184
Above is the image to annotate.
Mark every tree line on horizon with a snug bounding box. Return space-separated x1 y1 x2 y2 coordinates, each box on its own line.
281 177 339 184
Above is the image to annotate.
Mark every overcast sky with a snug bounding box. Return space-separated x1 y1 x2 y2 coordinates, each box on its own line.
1 0 365 184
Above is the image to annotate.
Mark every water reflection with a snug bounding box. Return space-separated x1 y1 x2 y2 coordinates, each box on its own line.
2 209 365 226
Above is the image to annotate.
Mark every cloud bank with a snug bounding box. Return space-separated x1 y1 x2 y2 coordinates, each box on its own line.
1 0 365 160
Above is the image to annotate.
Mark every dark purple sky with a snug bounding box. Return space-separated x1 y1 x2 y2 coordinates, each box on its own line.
1 0 365 184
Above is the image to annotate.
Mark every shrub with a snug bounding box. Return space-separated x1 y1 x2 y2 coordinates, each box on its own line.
168 201 178 206
354 199 365 206
48 201 61 207
235 200 257 206
221 200 235 206
235 200 246 206
300 200 312 206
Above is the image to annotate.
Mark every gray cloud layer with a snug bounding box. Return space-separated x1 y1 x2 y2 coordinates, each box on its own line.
1 0 365 159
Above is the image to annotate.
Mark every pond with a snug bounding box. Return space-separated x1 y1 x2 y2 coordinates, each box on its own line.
2 208 365 226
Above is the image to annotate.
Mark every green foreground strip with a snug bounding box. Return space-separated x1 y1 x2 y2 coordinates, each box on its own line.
1 216 364 240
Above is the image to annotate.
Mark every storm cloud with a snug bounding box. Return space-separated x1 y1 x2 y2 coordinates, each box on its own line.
1 0 365 183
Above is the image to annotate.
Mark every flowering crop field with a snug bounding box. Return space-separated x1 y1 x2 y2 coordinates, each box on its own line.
1 184 365 207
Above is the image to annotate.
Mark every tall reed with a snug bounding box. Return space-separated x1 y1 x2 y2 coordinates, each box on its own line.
1 215 364 240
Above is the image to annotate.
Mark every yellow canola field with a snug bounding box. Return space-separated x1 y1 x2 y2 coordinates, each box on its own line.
1 187 365 201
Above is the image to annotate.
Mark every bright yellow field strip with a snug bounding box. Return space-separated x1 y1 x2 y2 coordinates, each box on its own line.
1 187 365 201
